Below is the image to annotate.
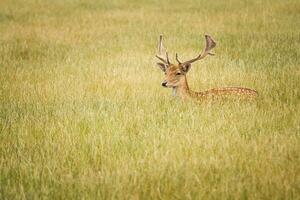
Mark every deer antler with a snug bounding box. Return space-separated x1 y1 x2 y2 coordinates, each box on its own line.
156 53 171 65
156 34 172 65
158 34 163 55
178 35 216 65
176 53 182 64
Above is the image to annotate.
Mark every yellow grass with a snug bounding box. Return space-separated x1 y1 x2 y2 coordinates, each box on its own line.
0 0 299 199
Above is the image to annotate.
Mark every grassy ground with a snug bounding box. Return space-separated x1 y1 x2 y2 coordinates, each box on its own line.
0 0 299 199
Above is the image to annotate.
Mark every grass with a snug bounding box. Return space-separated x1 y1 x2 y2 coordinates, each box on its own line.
0 0 299 199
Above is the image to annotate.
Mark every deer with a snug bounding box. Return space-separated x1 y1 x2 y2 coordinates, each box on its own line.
155 34 258 101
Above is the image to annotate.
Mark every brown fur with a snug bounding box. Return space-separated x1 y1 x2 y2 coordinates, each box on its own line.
156 34 258 101
162 64 258 100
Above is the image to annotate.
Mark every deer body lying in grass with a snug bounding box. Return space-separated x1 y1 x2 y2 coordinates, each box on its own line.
156 35 258 100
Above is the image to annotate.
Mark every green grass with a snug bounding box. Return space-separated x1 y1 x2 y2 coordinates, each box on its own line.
0 0 299 199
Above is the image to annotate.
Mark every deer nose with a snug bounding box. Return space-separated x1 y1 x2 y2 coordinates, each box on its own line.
161 81 167 87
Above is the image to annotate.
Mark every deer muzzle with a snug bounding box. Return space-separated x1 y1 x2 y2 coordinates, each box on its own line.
161 81 168 87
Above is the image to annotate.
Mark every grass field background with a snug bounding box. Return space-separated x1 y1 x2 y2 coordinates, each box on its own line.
0 0 299 199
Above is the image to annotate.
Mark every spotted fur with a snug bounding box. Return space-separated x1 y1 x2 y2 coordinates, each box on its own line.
160 64 258 101
156 34 258 101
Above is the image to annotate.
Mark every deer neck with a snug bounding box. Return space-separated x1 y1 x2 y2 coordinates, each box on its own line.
173 75 191 99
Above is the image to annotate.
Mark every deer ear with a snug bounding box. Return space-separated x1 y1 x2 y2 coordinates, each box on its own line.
181 63 191 73
156 62 167 72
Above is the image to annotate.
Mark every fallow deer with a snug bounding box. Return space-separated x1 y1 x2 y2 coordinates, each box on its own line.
155 34 258 100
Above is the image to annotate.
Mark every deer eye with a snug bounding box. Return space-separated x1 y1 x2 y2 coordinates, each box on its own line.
176 72 181 75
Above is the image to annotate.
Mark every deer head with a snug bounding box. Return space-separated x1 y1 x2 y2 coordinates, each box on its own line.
156 35 216 89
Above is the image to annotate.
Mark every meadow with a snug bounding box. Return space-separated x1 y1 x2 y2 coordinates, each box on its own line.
0 0 299 199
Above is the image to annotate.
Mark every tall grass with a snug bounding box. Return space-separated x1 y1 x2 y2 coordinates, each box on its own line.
0 0 299 199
